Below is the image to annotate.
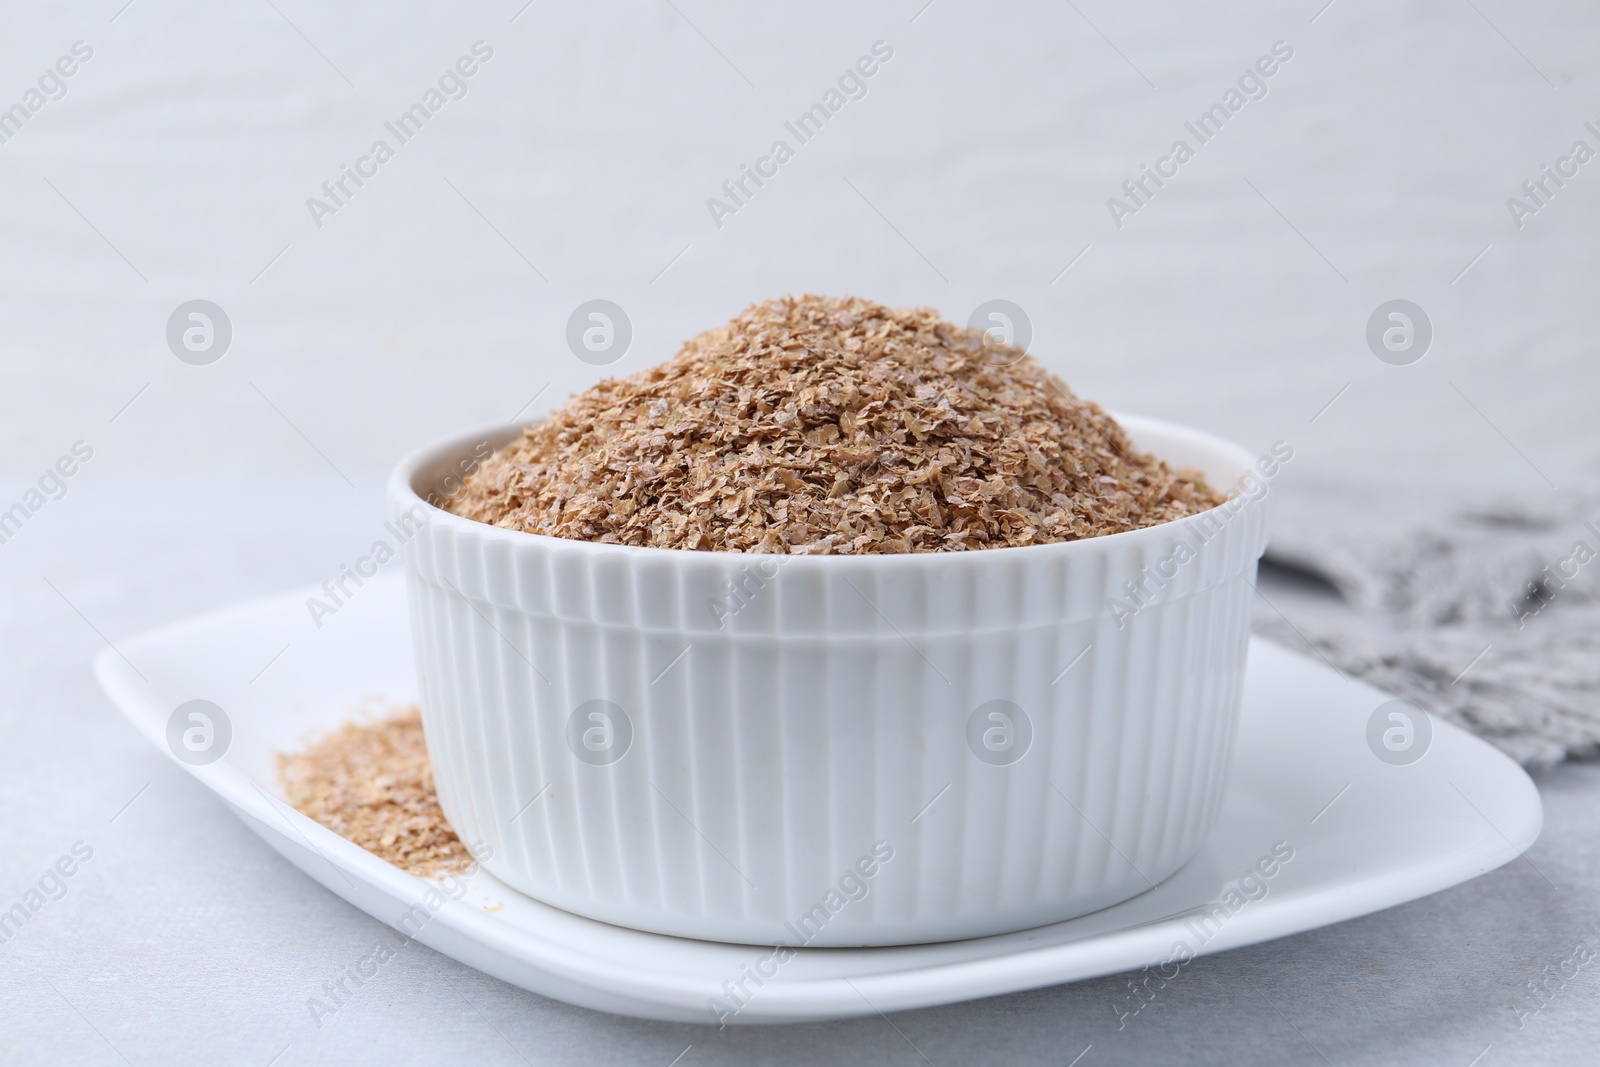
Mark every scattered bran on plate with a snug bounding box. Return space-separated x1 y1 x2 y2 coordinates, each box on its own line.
276 708 471 878
445 294 1227 554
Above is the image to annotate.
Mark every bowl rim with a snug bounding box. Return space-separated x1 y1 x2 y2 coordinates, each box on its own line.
386 412 1266 568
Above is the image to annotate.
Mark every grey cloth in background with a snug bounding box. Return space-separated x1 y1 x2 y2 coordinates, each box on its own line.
1252 478 1600 769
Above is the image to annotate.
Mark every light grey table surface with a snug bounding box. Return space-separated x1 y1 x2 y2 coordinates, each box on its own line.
3 1 1598 1063
3 504 1597 1067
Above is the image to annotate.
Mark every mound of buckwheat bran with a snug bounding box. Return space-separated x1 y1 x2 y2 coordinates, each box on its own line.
277 708 472 878
446 295 1226 553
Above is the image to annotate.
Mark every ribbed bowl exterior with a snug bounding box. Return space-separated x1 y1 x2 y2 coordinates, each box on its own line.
391 417 1269 946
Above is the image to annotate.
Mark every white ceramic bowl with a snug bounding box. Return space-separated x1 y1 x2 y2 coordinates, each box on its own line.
390 415 1269 947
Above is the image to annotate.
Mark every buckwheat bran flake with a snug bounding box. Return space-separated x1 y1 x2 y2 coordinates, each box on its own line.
276 708 471 878
447 295 1226 553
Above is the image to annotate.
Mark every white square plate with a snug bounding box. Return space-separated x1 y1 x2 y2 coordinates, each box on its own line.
94 573 1541 1024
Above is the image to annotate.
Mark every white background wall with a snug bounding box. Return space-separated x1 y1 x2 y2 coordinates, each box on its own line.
2 0 1595 502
